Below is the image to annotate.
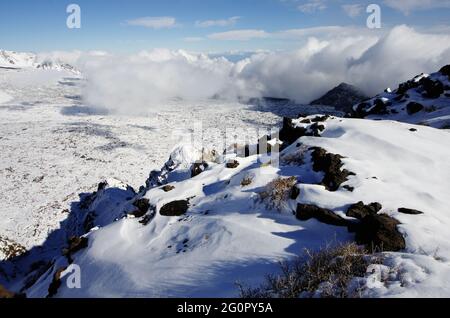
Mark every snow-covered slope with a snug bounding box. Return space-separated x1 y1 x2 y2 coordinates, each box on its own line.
0 90 12 104
7 113 449 298
351 65 450 129
0 51 36 69
0 50 79 74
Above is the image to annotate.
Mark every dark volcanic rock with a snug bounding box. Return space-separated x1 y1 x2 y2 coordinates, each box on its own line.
440 65 450 75
160 200 189 217
311 115 330 123
290 186 300 200
129 198 150 218
296 204 350 227
63 236 89 258
310 83 368 113
440 65 450 79
406 102 424 115
351 99 389 118
372 98 390 115
191 161 209 178
310 147 355 191
420 77 444 99
346 201 382 220
397 79 420 95
226 160 240 169
162 185 175 192
398 208 424 215
279 117 307 146
354 214 406 252
351 102 371 118
47 267 66 298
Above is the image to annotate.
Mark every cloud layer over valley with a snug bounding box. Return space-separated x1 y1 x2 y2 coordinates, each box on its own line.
45 25 450 114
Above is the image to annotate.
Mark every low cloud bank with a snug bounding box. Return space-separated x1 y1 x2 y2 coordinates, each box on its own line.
72 25 449 114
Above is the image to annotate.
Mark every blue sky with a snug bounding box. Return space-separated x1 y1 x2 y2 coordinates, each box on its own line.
1 0 449 53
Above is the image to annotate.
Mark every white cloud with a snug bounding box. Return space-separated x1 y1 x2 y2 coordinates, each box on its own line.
239 25 450 101
206 25 384 42
384 0 450 15
208 29 269 41
77 25 450 114
342 4 364 17
125 17 177 29
298 0 327 13
81 49 256 114
276 25 378 38
36 50 110 67
196 16 241 28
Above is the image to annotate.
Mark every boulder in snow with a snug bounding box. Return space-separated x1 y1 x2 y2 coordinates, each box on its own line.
160 200 189 217
296 204 350 227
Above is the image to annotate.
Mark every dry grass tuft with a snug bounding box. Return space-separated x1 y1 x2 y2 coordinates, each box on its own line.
281 145 308 166
241 175 254 187
260 176 297 212
238 242 382 298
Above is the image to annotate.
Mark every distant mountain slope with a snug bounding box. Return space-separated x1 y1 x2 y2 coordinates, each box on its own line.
0 50 79 74
0 50 36 68
351 65 450 129
310 83 369 113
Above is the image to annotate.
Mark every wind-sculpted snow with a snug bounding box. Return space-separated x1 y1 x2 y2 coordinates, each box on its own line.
12 114 450 298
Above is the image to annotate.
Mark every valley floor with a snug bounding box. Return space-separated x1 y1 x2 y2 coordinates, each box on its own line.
0 68 321 254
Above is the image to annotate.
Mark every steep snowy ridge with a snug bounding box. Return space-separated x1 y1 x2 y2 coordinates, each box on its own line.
1 65 450 298
351 65 450 129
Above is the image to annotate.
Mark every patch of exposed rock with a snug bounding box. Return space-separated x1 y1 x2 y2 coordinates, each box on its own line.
296 204 351 227
160 200 189 217
310 147 355 191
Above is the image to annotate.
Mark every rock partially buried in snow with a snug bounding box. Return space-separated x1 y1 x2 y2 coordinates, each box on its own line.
162 185 175 192
279 117 307 146
62 236 89 260
407 102 424 115
296 204 350 227
191 161 209 178
226 160 240 169
47 267 67 298
290 186 300 200
160 200 189 217
354 214 406 252
346 201 382 219
129 198 151 218
345 202 405 252
398 208 424 215
310 147 355 191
